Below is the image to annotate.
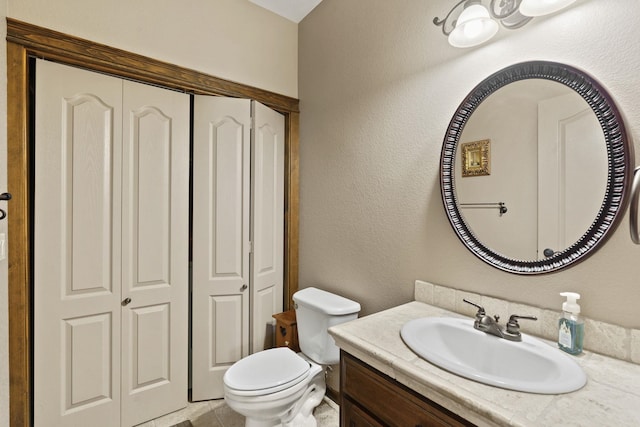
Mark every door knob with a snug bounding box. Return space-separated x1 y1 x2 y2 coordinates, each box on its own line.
543 248 555 257
0 193 11 220
122 297 132 306
240 284 248 291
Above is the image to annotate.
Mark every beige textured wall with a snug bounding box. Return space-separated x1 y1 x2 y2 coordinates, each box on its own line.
299 0 640 328
8 0 298 97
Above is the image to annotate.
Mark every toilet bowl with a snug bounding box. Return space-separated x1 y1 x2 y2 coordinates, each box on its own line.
224 348 324 427
223 287 360 427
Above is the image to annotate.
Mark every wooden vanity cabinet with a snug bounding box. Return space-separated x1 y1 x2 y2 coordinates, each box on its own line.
340 351 475 427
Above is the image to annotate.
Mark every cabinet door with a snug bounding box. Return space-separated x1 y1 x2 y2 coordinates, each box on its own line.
341 353 474 427
34 59 123 427
250 101 285 353
120 80 190 426
342 399 384 427
192 97 252 400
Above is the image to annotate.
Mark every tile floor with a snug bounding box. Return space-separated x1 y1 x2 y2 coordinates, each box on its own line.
138 397 339 427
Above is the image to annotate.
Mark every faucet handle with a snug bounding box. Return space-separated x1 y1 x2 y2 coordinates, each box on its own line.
506 314 538 334
463 299 485 317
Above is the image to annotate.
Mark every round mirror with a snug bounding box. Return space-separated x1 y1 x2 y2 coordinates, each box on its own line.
440 61 633 274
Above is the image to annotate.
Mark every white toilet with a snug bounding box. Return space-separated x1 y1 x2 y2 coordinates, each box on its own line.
223 287 361 427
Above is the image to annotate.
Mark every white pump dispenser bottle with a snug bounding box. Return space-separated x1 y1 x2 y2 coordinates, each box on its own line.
558 292 584 355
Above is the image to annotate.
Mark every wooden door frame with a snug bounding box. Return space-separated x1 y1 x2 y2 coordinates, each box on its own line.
6 18 300 426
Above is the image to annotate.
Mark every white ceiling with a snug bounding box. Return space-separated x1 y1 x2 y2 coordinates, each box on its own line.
249 0 323 23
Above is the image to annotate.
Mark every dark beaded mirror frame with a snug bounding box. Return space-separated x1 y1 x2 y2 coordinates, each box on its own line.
440 61 634 274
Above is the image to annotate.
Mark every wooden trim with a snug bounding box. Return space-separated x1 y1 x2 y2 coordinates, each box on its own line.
284 112 300 310
6 18 300 426
6 18 298 113
7 40 32 427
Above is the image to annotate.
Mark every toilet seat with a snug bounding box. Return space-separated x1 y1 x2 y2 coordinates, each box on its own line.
224 347 311 396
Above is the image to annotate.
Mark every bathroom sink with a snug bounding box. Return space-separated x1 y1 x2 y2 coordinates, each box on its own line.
400 317 586 394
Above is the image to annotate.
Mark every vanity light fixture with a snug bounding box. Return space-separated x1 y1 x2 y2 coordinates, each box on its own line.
434 0 577 48
447 1 499 48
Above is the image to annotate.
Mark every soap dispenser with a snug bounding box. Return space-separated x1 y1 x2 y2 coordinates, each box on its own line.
558 292 584 355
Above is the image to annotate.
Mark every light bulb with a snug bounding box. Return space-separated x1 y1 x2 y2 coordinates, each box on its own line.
519 0 577 17
463 19 484 39
448 3 499 48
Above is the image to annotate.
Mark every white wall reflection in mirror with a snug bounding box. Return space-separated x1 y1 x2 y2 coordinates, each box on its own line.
455 79 608 261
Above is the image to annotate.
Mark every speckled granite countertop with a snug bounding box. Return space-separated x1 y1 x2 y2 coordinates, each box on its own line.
329 301 640 427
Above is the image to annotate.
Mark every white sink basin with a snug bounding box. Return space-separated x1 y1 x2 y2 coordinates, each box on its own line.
400 317 587 394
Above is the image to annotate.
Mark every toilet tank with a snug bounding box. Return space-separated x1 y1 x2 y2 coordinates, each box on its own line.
293 287 360 365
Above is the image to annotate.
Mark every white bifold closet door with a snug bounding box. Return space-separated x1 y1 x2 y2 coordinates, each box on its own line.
34 59 189 427
191 97 284 400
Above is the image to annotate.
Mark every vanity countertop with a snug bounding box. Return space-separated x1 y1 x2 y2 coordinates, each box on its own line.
329 301 640 427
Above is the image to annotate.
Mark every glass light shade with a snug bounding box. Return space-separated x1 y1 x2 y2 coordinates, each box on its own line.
448 4 499 48
519 0 577 17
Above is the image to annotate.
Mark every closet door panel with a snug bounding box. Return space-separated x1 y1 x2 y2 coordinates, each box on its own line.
34 59 123 427
192 96 251 400
63 314 113 405
121 81 190 426
67 94 116 294
250 101 285 353
129 304 171 385
129 105 171 285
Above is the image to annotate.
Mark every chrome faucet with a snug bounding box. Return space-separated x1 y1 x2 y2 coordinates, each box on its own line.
463 299 537 342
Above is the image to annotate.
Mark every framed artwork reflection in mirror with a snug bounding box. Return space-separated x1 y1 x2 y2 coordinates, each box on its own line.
461 139 491 177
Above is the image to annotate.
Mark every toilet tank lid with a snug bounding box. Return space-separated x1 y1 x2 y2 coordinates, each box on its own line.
293 287 361 315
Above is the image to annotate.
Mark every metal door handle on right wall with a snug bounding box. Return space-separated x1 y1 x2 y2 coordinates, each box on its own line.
631 166 640 244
